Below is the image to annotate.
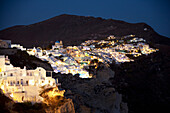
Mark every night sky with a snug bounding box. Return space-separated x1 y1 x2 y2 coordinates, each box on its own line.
0 0 170 37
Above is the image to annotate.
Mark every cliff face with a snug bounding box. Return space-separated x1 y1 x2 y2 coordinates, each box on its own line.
44 98 75 113
0 14 169 48
56 64 128 113
0 87 75 113
110 45 170 113
50 99 75 113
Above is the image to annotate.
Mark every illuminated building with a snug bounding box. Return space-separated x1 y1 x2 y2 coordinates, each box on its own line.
0 55 59 103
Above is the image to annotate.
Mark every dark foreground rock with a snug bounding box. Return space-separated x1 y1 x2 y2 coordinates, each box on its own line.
110 45 170 113
55 64 128 113
0 88 75 113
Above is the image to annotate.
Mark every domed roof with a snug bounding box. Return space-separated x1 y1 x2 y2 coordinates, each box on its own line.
55 41 60 43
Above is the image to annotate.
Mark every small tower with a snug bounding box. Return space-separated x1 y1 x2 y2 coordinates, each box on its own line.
60 41 62 45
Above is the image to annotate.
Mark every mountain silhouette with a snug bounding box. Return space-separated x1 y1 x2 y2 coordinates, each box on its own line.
0 14 169 47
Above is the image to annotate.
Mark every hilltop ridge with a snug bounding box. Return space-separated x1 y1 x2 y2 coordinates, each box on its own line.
0 14 169 47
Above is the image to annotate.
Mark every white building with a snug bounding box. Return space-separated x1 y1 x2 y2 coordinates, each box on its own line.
107 35 115 40
27 47 44 57
11 44 26 51
0 55 58 103
52 41 63 50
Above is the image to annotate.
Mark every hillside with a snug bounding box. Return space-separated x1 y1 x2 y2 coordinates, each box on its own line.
0 14 170 113
0 14 169 48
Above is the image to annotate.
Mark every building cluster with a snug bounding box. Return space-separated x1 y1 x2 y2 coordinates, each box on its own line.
80 36 158 63
0 35 159 103
0 55 61 103
25 35 158 77
0 35 158 79
27 41 91 78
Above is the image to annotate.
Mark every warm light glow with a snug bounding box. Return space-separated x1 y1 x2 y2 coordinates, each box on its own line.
44 87 65 98
10 93 14 97
29 80 35 85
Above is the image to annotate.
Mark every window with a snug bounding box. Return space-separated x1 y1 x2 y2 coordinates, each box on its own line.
21 79 23 85
10 73 13 76
22 96 24 101
10 81 12 86
26 81 28 85
17 81 19 85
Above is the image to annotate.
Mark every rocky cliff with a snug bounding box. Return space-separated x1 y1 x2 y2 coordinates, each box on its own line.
55 64 128 113
0 87 75 113
110 45 170 113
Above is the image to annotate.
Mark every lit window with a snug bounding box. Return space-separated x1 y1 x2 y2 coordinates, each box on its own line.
26 81 28 85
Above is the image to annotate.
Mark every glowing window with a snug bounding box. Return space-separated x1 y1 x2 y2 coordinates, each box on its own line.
26 81 28 85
